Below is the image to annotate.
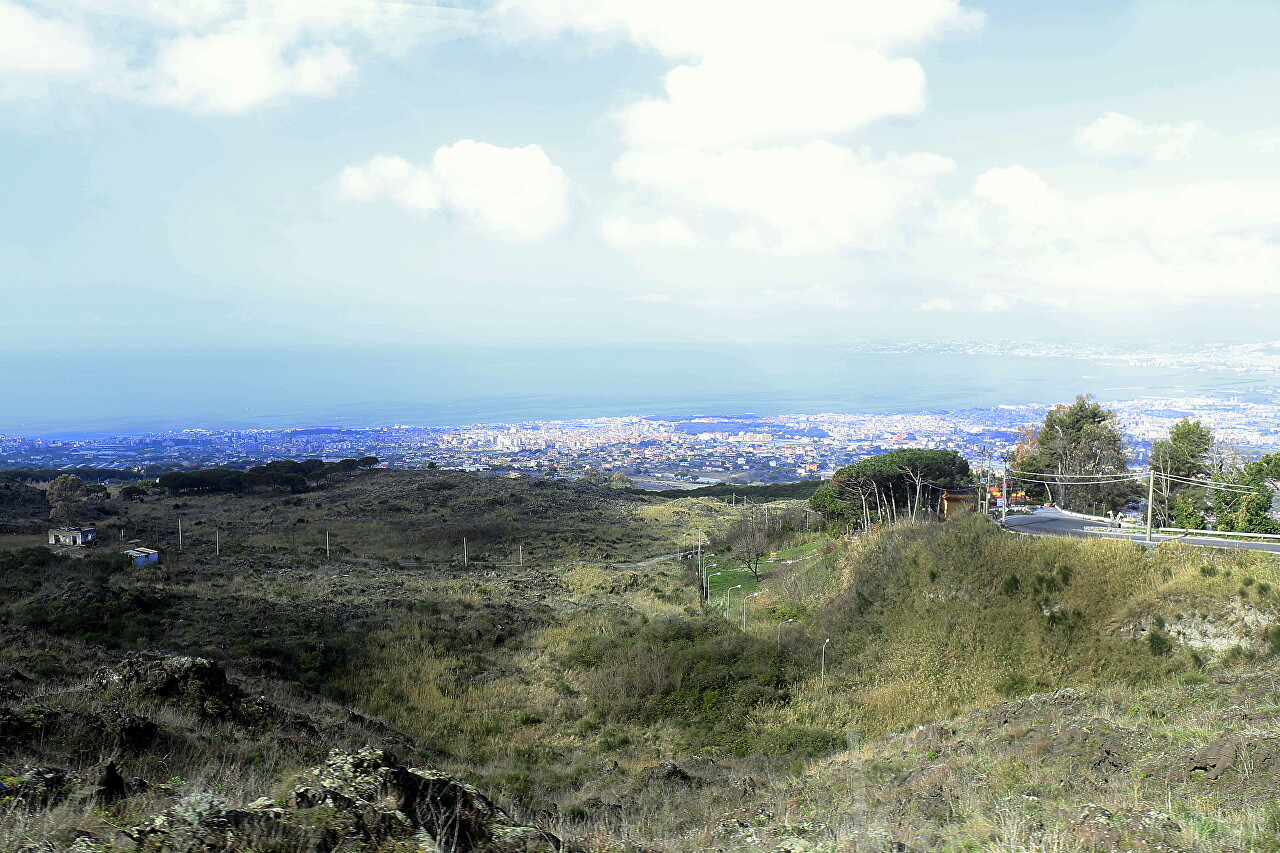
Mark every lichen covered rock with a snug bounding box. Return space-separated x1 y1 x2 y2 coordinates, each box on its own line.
120 748 560 853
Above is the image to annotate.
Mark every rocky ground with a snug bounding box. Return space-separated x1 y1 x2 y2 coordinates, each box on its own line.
0 653 561 852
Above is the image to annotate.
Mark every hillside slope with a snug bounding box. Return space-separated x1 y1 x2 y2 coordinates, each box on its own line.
3 482 1280 851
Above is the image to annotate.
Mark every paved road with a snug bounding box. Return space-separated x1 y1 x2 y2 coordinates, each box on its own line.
1001 507 1280 554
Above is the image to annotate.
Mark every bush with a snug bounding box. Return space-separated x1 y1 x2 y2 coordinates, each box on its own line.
565 615 834 756
1147 629 1174 657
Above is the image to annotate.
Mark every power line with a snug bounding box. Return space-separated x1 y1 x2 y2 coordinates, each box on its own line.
1159 473 1259 493
1007 469 1138 480
1008 473 1142 485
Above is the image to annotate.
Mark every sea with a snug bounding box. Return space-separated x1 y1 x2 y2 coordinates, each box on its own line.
1 344 1273 438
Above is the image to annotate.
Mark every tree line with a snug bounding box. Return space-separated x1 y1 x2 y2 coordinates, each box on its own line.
156 457 379 494
808 394 1280 535
1010 394 1279 533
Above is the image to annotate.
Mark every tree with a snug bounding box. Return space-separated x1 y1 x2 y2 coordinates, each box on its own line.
1213 450 1280 534
1009 425 1048 502
891 448 970 520
726 521 770 581
1171 494 1207 530
47 474 87 525
811 448 971 528
1150 419 1214 526
119 484 148 502
1017 395 1129 512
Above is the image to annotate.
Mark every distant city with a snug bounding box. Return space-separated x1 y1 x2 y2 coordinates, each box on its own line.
5 390 1279 488
851 339 1280 376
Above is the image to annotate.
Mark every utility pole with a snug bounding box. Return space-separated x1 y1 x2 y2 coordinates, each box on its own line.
979 448 986 514
1146 469 1156 543
984 447 994 514
1001 475 1009 524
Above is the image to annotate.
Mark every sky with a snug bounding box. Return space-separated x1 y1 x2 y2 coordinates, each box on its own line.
3 0 1280 352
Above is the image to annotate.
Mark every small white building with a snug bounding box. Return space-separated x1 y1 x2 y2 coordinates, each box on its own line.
48 527 97 546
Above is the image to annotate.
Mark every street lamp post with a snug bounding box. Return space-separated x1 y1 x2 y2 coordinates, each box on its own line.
776 618 795 650
742 591 760 631
706 572 723 603
696 537 708 600
821 638 831 688
727 578 747 612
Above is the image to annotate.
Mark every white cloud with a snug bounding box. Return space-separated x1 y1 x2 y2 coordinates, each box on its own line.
917 294 1008 313
1074 111 1208 167
337 141 572 242
620 45 929 148
151 21 354 112
498 0 980 147
601 215 700 249
499 0 975 260
56 0 238 30
0 1 102 88
432 140 572 241
918 297 953 311
681 282 861 314
1248 133 1280 154
337 154 442 212
495 0 980 62
8 0 475 110
925 165 1280 310
611 142 955 254
971 165 1064 224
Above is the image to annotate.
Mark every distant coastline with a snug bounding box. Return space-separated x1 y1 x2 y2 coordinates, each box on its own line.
4 343 1278 439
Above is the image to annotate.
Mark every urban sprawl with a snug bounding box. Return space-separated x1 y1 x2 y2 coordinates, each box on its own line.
4 396 1280 487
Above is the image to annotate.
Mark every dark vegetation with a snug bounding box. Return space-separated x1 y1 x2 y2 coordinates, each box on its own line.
0 476 51 533
156 457 379 494
0 468 153 483
565 615 839 758
643 480 821 501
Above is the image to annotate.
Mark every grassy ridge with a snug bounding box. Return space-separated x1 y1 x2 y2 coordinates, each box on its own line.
754 514 1280 737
